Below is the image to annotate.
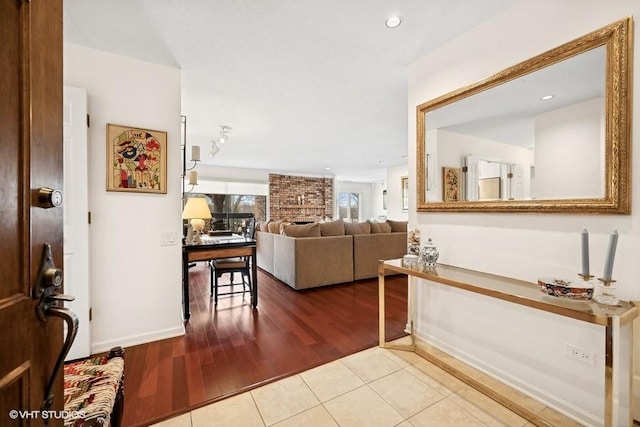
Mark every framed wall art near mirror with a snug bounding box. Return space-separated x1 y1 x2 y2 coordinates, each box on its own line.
416 17 632 214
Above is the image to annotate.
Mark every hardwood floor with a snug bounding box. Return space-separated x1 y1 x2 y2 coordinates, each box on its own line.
121 264 408 426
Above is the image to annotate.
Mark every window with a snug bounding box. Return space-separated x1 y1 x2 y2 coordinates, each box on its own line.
189 193 266 232
338 192 359 222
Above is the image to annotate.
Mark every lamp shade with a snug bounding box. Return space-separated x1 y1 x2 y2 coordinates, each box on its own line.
182 197 212 219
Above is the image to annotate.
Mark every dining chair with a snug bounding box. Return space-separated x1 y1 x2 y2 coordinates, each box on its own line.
209 218 256 305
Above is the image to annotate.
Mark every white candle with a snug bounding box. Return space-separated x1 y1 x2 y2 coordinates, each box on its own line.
603 230 618 281
188 170 198 185
191 145 201 162
581 228 589 277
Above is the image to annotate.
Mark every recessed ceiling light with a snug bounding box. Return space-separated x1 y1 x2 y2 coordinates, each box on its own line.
540 95 555 101
401 155 408 159
324 167 331 170
385 16 402 28
377 161 385 165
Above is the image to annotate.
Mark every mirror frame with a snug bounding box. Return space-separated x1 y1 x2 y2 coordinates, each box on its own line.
416 17 632 214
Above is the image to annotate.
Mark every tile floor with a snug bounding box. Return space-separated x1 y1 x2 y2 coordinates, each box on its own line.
152 339 582 427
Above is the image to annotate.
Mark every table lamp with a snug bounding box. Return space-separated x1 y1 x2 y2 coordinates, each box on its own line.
182 197 212 244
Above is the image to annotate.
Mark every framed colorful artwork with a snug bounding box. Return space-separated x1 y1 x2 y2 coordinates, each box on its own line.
442 167 461 202
106 123 167 194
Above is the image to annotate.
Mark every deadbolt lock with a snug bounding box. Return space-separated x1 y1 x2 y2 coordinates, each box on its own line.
37 187 63 209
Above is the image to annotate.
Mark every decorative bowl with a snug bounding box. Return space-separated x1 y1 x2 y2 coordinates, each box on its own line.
537 277 594 300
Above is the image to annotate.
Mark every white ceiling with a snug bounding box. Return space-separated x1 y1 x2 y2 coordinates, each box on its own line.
63 0 518 182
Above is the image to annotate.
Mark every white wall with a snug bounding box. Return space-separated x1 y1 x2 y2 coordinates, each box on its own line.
433 129 534 201
372 181 387 219
335 181 376 221
534 98 605 199
386 164 409 222
64 44 184 353
408 1 640 425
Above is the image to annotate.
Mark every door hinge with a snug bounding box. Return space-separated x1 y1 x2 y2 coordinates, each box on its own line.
88 211 92 224
86 114 90 128
507 172 514 179
89 307 92 321
462 166 468 173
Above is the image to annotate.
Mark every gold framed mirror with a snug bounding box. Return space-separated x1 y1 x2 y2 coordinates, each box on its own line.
416 17 632 214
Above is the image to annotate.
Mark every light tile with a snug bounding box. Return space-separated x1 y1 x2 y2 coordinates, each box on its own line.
451 385 528 427
251 375 320 425
403 365 456 397
341 347 406 383
150 412 192 427
271 405 338 427
324 385 404 427
408 397 486 427
300 360 365 402
191 393 265 427
369 368 445 418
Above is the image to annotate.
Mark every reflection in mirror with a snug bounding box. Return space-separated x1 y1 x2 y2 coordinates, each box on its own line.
416 18 631 214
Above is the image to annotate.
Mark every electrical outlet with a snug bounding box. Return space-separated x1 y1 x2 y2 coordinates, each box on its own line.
566 343 595 365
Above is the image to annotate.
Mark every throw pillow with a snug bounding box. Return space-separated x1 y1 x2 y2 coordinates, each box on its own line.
387 220 408 232
281 223 321 237
369 220 392 233
379 222 392 233
320 219 345 236
369 221 382 233
260 219 272 232
268 220 284 234
344 221 371 235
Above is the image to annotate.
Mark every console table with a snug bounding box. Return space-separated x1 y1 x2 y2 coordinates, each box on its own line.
378 259 638 427
182 235 257 320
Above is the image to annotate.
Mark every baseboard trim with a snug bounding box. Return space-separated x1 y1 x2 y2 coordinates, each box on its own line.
414 331 601 427
91 325 185 355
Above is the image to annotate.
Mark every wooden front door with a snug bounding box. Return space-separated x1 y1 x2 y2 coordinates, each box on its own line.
0 0 65 425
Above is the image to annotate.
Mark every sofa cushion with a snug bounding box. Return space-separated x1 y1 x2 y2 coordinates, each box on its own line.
282 223 321 237
387 220 408 232
320 219 345 236
260 219 272 232
369 221 392 233
344 221 371 235
268 220 285 234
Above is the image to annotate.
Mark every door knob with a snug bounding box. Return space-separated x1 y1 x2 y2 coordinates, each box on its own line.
36 187 63 208
34 244 80 413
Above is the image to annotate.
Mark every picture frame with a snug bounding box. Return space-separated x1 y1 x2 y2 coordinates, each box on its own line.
401 176 409 211
106 123 167 194
442 167 461 202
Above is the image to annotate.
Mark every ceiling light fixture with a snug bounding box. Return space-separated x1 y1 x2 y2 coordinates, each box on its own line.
386 16 402 28
209 141 220 158
540 95 555 101
217 125 232 144
209 125 232 158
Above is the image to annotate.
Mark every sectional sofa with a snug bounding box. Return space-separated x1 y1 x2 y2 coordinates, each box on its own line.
256 219 407 290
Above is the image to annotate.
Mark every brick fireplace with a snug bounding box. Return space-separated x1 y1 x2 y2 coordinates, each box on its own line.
268 174 333 222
